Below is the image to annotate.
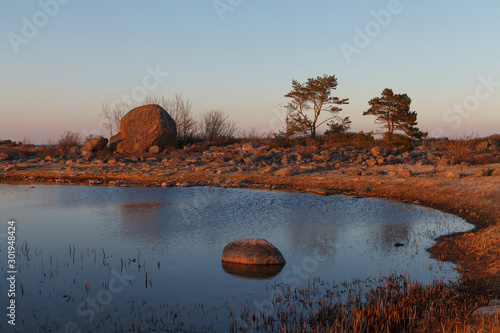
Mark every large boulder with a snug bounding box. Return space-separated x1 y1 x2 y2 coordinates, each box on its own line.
111 104 177 154
222 238 286 265
81 136 108 152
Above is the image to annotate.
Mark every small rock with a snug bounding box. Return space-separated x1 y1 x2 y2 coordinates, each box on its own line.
491 169 500 177
371 146 389 157
366 158 377 167
398 169 413 178
149 145 161 154
81 136 108 152
473 169 490 177
446 172 462 179
242 142 260 150
176 182 194 187
357 187 371 194
4 164 18 171
275 168 294 177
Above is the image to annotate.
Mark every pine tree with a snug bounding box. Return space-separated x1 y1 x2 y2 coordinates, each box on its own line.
284 74 349 138
363 88 426 142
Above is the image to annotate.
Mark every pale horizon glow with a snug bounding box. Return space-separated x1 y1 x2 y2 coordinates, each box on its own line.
1 1 499 144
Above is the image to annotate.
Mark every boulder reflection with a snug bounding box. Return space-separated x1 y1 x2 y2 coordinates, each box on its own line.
119 202 163 242
221 261 285 280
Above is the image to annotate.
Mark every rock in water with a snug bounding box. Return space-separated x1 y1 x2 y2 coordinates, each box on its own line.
111 104 177 154
222 238 286 265
81 136 108 152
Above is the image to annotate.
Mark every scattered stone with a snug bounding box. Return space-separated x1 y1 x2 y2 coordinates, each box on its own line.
306 188 334 195
176 182 194 187
68 146 81 157
242 142 259 150
371 146 389 157
491 169 500 177
357 187 371 194
398 169 413 178
4 164 18 171
394 242 405 247
345 170 362 176
81 136 108 152
0 152 13 160
366 158 377 167
446 172 462 179
221 238 286 265
438 159 451 167
81 151 94 159
161 182 172 187
149 145 161 154
476 141 491 151
275 168 294 177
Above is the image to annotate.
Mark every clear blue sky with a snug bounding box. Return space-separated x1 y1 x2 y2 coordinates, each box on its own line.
1 0 499 143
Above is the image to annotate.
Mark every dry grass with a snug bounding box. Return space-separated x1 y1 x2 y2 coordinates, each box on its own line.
233 275 499 332
429 134 500 165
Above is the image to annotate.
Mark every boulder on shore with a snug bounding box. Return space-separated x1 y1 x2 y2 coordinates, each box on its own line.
222 238 286 265
81 136 108 152
111 104 177 154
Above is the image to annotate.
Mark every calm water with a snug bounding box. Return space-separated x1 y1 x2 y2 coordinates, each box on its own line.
0 184 473 331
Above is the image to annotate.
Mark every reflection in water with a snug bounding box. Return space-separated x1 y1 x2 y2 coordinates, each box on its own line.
120 202 163 243
221 261 285 280
378 223 411 250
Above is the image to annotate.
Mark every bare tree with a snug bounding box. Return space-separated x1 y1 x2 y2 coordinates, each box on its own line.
199 109 237 143
144 94 196 142
100 102 130 137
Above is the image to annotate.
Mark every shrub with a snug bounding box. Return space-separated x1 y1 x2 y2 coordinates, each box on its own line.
199 110 237 145
57 130 81 154
323 131 376 149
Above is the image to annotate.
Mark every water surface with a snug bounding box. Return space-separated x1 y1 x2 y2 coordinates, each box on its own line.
0 184 473 331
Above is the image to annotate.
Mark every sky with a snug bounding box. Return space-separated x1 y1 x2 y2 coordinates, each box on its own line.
1 0 499 144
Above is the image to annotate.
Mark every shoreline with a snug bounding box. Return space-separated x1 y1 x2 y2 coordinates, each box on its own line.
1 157 499 287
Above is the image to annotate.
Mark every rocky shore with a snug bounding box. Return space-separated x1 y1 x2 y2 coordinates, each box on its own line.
1 139 500 286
